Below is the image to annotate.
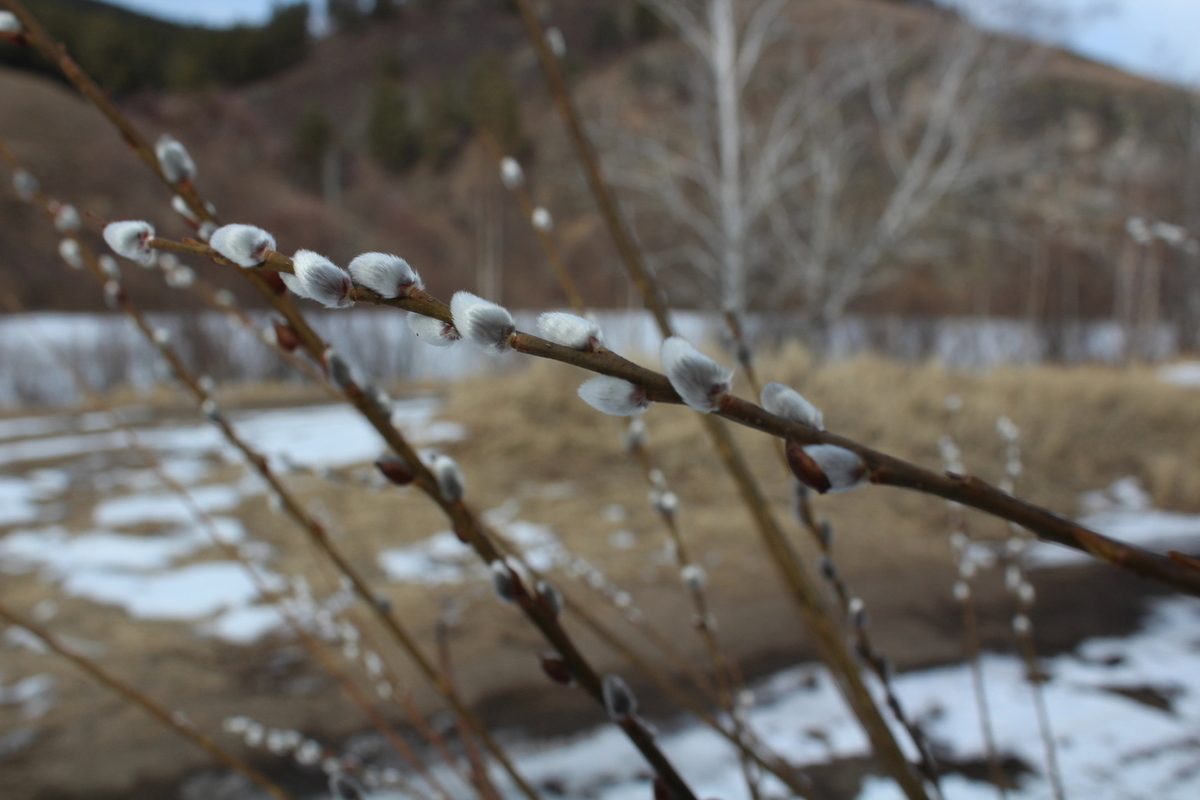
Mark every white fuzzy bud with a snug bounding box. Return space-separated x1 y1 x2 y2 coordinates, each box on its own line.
489 560 517 603
154 252 176 271
152 328 171 345
209 224 276 267
54 204 81 233
197 221 217 242
58 239 83 269
103 220 156 265
155 134 196 183
12 169 37 201
330 772 367 800
801 444 868 493
364 651 383 677
602 673 637 719
450 291 514 351
1017 582 1036 606
98 255 121 279
103 280 121 310
545 26 566 58
171 194 198 223
223 716 252 735
537 311 602 350
291 250 354 308
214 289 236 308
1012 614 1031 635
295 740 322 765
680 563 706 593
432 454 464 501
347 252 423 298
165 265 195 288
1126 216 1152 245
243 722 265 747
407 313 460 347
198 375 216 395
578 376 651 416
531 207 553 232
952 580 970 602
661 337 732 413
760 382 824 430
324 347 357 391
1005 564 1022 592
499 157 524 190
624 418 646 450
0 11 23 34
200 398 219 420
651 489 678 518
536 579 563 617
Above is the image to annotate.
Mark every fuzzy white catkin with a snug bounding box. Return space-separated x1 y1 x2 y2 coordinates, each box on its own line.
171 194 197 222
58 239 83 269
450 291 514 350
347 252 422 298
103 220 156 264
680 563 707 593
803 444 868 493
209 224 276 267
432 454 464 501
531 207 553 232
324 347 357 391
660 336 733 413
577 376 651 416
601 673 637 719
760 382 824 430
407 313 460 347
537 311 602 350
291 250 354 308
12 169 37 200
0 11 23 33
198 221 217 242
54 204 81 233
155 134 196 183
489 560 516 603
499 157 524 190
545 26 566 58
98 254 121 280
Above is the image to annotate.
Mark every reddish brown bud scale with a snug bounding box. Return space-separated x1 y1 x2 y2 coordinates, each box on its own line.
260 269 288 295
273 321 300 352
785 436 831 493
539 653 574 685
374 456 415 486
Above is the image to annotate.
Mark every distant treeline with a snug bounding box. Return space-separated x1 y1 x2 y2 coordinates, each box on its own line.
0 0 309 93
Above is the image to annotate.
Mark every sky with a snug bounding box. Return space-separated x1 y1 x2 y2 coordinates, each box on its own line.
103 0 1200 87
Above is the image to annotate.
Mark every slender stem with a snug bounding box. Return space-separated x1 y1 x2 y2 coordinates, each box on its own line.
0 604 299 800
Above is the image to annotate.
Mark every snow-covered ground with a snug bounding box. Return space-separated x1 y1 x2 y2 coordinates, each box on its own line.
0 398 461 644
2 398 1199 799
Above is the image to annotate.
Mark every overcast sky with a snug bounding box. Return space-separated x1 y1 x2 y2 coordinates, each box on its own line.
104 0 1200 87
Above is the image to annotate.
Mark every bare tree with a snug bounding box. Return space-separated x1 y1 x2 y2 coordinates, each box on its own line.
603 0 1037 342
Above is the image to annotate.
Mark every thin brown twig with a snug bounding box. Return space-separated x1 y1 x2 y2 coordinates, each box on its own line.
508 4 932 796
121 233 1200 597
479 129 778 799
0 603 299 800
3 292 463 800
0 21 703 794
0 139 544 800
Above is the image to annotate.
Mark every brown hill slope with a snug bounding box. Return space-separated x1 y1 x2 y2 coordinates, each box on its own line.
0 0 1192 321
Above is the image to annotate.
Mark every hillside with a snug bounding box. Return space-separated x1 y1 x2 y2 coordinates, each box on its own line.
0 0 1194 329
